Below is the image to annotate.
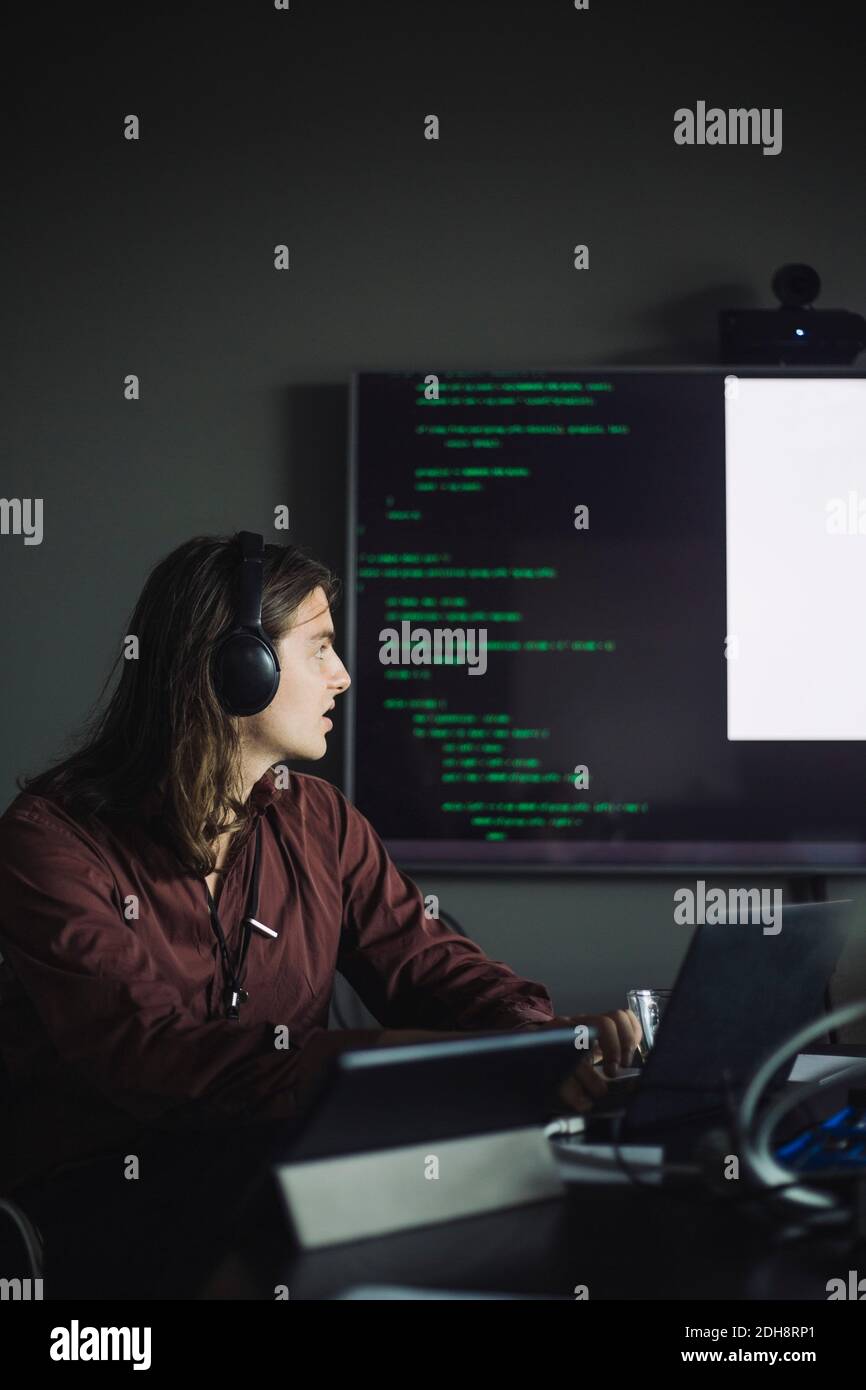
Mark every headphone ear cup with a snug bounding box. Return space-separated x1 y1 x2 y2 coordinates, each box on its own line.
213 630 280 716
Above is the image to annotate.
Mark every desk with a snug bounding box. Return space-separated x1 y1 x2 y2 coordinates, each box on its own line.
11 1052 866 1301
201 1142 866 1301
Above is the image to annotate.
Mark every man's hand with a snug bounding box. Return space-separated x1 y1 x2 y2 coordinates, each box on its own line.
368 1008 643 1115
531 1008 643 1113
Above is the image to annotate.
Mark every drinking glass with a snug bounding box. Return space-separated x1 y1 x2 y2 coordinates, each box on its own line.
626 988 672 1060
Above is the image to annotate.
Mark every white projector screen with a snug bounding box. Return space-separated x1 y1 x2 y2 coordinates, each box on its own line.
726 376 866 740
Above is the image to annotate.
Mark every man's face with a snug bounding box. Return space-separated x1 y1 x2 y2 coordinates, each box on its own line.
242 587 351 764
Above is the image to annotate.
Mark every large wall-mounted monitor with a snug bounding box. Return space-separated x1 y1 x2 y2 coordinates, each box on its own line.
345 367 866 872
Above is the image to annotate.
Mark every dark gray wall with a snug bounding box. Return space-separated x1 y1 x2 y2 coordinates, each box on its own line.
4 0 866 1034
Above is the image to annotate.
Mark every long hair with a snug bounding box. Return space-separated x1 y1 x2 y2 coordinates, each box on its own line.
17 534 341 875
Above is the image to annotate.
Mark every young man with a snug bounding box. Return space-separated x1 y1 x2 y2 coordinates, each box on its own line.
0 533 638 1293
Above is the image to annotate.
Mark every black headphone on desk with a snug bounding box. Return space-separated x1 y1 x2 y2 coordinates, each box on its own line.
211 531 281 716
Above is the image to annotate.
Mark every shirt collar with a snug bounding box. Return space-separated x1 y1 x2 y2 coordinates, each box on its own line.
248 767 280 816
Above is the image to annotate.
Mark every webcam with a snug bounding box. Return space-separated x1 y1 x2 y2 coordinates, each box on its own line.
719 263 865 365
771 263 821 309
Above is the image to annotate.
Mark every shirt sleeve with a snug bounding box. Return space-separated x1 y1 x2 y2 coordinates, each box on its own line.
333 791 556 1031
0 809 380 1133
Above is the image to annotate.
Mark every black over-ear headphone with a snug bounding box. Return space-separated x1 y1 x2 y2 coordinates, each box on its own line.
211 531 281 716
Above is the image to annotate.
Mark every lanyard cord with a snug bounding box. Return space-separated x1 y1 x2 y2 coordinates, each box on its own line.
204 818 263 1020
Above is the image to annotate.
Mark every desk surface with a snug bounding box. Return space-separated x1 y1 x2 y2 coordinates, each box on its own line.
13 1048 865 1301
201 1152 864 1301
200 1047 866 1300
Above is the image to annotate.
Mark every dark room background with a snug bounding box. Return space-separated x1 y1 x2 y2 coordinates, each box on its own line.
3 0 866 1033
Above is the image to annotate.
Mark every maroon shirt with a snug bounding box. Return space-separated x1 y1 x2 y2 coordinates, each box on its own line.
0 768 554 1192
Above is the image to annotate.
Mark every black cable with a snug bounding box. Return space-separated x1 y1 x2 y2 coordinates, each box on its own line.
571 1061 861 1218
564 1114 866 1224
604 1072 739 1193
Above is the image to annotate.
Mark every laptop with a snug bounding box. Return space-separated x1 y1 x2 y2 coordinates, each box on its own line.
279 1026 594 1163
586 899 854 1145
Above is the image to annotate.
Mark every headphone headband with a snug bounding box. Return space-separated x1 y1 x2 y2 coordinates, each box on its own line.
235 531 266 629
